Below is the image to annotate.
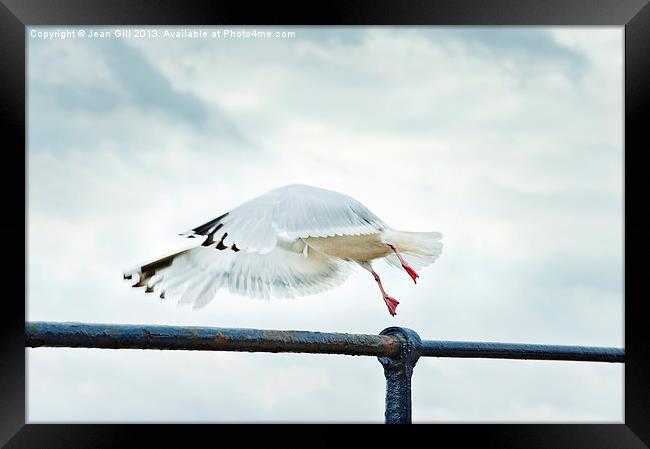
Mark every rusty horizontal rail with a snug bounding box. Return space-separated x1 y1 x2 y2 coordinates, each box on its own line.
421 340 624 363
25 321 624 363
25 321 401 357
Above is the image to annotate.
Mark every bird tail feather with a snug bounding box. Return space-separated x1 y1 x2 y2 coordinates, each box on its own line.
382 230 443 271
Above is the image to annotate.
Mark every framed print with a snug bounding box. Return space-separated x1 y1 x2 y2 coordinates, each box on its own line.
2 0 649 447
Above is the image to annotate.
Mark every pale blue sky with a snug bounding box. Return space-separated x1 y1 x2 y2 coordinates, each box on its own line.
27 26 623 422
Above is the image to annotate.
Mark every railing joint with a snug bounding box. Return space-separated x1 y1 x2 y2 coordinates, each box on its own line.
377 327 422 424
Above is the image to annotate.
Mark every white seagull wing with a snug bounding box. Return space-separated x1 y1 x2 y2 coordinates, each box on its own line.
181 184 386 254
127 238 352 309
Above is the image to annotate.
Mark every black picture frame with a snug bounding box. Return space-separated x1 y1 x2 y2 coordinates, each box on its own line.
2 0 648 447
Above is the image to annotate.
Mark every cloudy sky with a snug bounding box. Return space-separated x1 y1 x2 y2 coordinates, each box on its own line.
27 26 623 422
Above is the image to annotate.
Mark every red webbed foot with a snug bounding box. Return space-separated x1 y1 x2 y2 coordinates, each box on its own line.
404 265 419 284
383 295 400 316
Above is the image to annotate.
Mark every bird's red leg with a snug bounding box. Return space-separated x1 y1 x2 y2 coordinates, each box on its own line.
387 243 419 284
372 270 399 316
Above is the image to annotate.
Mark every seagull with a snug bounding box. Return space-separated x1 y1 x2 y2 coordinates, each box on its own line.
124 184 443 316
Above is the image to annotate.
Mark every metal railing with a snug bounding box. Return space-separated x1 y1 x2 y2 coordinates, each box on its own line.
25 321 625 423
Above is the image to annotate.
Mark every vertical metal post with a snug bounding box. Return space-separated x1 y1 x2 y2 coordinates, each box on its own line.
377 327 422 424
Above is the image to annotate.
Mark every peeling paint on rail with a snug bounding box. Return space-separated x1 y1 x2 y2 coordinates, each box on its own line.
25 321 401 357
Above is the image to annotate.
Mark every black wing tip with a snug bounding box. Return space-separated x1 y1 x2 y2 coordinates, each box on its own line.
187 212 229 236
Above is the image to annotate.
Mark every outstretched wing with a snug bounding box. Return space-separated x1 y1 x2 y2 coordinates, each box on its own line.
125 238 352 309
181 184 386 254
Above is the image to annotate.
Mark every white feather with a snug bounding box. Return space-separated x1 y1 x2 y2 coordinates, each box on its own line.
151 238 352 308
189 184 385 254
